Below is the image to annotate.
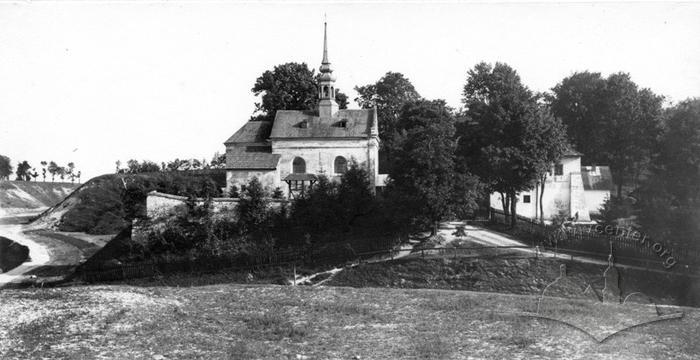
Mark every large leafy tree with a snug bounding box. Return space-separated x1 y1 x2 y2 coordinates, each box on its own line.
15 160 32 181
355 72 422 174
636 99 700 249
388 99 481 235
549 72 663 197
251 62 348 122
458 62 567 226
0 155 11 180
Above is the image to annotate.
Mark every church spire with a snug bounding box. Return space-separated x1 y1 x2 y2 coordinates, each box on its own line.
322 21 329 65
319 20 333 75
318 18 338 119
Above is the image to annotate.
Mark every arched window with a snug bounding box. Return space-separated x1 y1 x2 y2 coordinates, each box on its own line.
323 86 329 98
334 156 347 175
292 157 306 174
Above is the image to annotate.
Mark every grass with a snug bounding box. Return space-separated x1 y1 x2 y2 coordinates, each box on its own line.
0 284 698 359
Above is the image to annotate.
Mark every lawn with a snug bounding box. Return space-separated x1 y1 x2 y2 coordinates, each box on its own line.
0 284 698 359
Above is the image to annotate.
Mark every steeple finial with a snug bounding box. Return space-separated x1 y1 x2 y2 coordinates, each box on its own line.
322 19 329 66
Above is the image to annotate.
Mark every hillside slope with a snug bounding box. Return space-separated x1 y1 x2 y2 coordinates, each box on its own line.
32 172 221 235
0 181 77 210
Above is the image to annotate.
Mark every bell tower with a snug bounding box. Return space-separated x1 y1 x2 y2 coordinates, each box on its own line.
318 21 339 119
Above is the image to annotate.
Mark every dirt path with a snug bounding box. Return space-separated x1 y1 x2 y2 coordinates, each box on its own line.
0 210 113 287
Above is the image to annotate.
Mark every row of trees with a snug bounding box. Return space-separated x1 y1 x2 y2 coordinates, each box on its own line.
115 153 226 174
0 156 81 183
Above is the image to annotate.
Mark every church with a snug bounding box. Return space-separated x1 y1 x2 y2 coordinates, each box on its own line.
223 23 382 198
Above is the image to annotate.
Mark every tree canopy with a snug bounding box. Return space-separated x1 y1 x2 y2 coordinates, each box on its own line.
15 160 32 181
0 155 11 180
355 72 422 173
251 62 348 122
387 99 481 234
635 99 700 248
549 71 663 197
458 62 568 225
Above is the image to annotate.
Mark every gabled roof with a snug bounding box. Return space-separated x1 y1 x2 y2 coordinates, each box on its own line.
581 166 614 191
225 147 280 170
224 121 272 145
270 109 378 139
563 147 583 157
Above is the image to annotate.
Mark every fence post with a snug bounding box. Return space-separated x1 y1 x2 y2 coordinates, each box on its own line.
293 264 296 286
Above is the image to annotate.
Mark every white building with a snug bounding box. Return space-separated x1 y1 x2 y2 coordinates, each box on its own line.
223 23 382 198
489 150 613 222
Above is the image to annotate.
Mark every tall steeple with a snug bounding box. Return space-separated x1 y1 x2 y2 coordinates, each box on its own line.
318 19 338 119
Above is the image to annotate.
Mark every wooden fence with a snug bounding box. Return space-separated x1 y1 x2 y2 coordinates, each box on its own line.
488 207 700 268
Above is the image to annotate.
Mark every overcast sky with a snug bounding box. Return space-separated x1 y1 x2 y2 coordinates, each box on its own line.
1 1 699 181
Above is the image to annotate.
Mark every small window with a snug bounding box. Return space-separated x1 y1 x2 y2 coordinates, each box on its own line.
292 157 306 174
523 195 531 203
554 164 564 176
334 156 348 174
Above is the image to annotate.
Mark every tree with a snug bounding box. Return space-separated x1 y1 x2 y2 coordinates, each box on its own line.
636 99 700 250
355 72 422 172
15 161 32 181
0 155 11 180
126 159 161 174
550 72 663 197
458 62 567 226
388 99 481 235
67 162 75 183
210 152 226 169
58 166 66 182
40 161 47 182
530 105 569 222
48 161 58 182
236 177 271 235
250 62 348 122
115 160 121 174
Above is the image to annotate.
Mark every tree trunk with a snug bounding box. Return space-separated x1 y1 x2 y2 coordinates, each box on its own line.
539 175 546 223
432 221 439 237
617 182 623 199
499 191 507 223
510 192 518 228
503 193 511 224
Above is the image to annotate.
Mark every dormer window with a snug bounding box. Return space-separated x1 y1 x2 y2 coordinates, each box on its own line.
335 119 348 128
299 120 309 129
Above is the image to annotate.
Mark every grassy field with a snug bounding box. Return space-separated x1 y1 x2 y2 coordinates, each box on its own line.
0 284 698 359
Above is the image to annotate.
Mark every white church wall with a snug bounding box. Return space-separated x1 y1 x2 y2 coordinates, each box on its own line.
273 138 377 181
226 169 279 195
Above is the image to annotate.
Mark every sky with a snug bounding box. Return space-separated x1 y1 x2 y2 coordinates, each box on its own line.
1 1 699 181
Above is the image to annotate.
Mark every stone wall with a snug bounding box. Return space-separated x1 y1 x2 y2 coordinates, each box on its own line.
145 191 287 220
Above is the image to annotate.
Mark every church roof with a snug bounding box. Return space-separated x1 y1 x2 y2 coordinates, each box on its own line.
225 147 280 170
581 166 614 191
224 121 272 145
270 109 378 139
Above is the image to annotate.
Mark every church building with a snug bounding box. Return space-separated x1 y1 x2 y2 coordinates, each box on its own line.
223 23 382 198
